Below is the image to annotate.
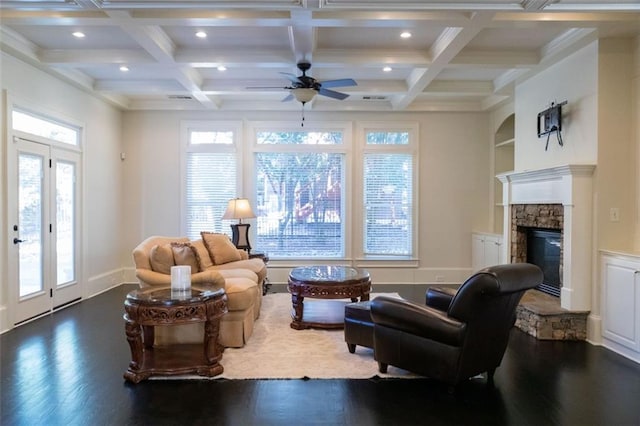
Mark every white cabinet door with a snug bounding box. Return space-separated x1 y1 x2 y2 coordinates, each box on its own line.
472 234 486 271
601 254 640 351
472 233 503 271
484 235 502 267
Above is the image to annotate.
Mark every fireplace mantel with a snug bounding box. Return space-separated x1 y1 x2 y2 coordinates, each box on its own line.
497 164 596 312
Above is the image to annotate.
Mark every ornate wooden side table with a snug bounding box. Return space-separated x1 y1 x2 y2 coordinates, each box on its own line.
288 265 371 330
123 284 227 383
249 250 271 295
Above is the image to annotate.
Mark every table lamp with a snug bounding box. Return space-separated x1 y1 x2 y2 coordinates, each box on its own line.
221 198 256 252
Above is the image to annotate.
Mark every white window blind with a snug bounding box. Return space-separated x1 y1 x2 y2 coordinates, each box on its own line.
363 130 414 256
254 130 345 258
184 127 237 240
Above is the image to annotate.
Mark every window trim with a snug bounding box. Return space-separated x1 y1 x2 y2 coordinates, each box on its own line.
180 120 243 237
9 102 84 153
247 121 354 260
356 122 419 261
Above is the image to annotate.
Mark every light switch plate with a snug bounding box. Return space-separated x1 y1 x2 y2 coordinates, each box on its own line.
609 208 620 222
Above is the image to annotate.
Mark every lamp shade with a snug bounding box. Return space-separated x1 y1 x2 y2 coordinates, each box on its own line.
221 198 256 221
292 88 317 103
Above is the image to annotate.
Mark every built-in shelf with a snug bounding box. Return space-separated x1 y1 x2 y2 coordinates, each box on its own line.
493 114 515 234
495 138 515 148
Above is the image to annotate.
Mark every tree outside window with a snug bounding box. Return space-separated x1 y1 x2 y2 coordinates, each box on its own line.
254 131 344 258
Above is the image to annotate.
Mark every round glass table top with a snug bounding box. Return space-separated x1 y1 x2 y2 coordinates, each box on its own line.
126 284 225 305
289 265 370 284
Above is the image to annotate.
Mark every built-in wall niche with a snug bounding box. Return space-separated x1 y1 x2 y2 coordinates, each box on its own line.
494 114 515 233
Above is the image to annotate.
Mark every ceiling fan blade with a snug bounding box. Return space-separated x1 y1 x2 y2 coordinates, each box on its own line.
319 78 357 89
318 88 349 100
280 72 303 84
282 93 294 102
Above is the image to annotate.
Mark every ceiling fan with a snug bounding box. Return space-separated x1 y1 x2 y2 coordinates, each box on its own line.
248 62 357 104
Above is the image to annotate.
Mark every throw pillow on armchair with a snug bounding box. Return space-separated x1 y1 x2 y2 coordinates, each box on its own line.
201 232 244 265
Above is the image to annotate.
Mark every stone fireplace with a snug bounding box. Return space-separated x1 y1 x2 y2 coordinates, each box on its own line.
511 203 564 297
498 165 596 340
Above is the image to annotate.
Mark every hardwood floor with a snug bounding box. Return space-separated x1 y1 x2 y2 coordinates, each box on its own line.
2 284 639 426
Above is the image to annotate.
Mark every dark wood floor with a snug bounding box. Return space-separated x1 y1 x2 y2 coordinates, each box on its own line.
2 284 639 426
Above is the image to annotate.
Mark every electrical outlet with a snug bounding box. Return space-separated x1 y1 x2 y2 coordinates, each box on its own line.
609 208 620 222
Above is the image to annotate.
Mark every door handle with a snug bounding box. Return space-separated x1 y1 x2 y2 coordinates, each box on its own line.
13 238 24 244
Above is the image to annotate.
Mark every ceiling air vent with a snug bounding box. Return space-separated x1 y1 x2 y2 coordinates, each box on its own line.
362 96 387 101
168 95 193 100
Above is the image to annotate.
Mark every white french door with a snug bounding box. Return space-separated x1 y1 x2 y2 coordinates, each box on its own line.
9 136 82 324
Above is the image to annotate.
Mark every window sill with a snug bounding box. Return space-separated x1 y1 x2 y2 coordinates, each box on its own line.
355 257 419 268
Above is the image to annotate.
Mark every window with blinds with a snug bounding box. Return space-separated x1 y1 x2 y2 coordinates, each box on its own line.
363 130 415 257
181 122 416 260
184 127 238 240
254 130 345 258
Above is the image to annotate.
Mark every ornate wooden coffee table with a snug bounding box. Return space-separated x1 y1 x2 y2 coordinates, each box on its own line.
288 265 371 330
123 284 227 383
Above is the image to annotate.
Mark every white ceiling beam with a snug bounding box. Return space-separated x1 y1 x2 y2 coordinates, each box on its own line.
425 80 494 94
39 49 154 65
509 27 598 88
493 68 529 93
202 78 405 92
312 49 430 66
94 79 187 92
178 47 430 68
176 49 294 68
480 94 512 110
0 25 40 61
95 92 132 109
393 11 496 110
105 10 217 109
403 99 485 112
450 50 539 67
490 27 596 96
288 9 315 64
48 66 95 90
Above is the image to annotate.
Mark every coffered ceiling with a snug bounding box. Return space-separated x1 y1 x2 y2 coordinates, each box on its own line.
1 1 639 112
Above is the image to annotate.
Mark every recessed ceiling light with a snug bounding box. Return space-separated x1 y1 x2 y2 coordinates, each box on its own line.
195 31 207 38
72 31 85 38
119 65 129 72
217 66 227 71
400 31 412 39
383 66 392 72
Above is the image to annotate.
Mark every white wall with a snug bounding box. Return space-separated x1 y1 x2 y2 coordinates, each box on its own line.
513 39 637 252
596 38 636 252
121 110 491 284
1 53 124 331
515 42 599 171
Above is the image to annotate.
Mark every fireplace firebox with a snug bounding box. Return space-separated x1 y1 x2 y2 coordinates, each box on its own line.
526 228 561 297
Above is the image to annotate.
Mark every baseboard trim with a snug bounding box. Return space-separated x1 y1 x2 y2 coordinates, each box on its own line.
85 269 125 299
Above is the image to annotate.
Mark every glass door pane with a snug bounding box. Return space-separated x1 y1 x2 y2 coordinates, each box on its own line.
56 161 75 285
18 153 44 297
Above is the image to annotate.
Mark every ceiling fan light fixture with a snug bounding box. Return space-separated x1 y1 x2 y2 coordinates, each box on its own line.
292 88 316 103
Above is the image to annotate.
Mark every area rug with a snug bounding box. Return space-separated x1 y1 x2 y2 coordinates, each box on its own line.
160 292 419 380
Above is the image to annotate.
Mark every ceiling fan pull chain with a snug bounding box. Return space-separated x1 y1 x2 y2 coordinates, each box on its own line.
301 103 305 127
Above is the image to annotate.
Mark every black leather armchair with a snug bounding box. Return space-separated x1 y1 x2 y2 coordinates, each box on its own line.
370 263 543 387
